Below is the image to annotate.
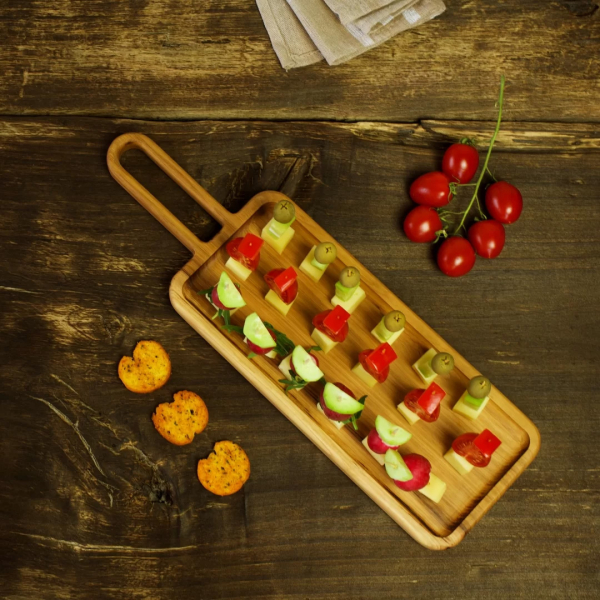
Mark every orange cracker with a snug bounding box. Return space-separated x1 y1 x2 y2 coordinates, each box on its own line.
197 441 250 496
118 340 171 394
152 390 209 446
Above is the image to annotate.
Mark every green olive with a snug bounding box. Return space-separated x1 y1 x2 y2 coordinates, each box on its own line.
273 200 295 224
314 242 337 265
383 310 405 332
431 352 454 375
467 376 491 399
339 266 360 288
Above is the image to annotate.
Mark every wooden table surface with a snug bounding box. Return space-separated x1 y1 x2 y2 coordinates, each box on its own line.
1 2 599 599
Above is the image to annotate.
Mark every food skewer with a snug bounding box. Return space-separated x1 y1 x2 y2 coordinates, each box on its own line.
444 429 502 475
453 375 492 420
310 305 351 354
413 349 455 385
331 266 366 314
371 310 406 345
261 199 296 254
299 241 337 282
225 232 264 281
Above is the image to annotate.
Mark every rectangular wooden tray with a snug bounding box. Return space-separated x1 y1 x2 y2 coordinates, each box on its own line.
107 133 540 550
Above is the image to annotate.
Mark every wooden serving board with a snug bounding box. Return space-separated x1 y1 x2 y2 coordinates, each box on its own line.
107 133 540 550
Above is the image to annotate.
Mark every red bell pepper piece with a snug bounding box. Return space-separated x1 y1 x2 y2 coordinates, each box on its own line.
473 429 502 456
365 343 397 375
313 306 350 342
264 267 298 304
226 232 264 270
417 381 446 415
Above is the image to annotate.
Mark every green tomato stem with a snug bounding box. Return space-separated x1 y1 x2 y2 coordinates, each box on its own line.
453 76 505 235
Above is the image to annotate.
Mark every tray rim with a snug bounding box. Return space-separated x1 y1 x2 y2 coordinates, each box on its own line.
169 191 541 551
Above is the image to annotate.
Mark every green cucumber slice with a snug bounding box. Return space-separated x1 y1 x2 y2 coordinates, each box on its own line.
384 449 413 482
291 346 323 382
335 281 358 302
323 382 365 415
464 392 485 408
310 257 327 271
216 272 246 308
375 415 412 446
373 318 392 341
268 216 295 239
243 313 274 349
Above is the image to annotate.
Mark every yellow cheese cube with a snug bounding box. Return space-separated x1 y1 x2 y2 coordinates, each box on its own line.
397 401 420 425
224 256 252 281
317 403 345 429
265 289 295 316
419 473 446 503
351 362 378 388
412 348 437 385
310 327 338 354
299 246 328 282
453 391 490 421
278 355 293 379
331 286 366 314
261 219 295 254
444 448 474 475
362 437 385 465
266 349 277 359
371 319 404 345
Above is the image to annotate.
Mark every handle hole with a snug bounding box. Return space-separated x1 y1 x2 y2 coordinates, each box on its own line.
122 149 222 243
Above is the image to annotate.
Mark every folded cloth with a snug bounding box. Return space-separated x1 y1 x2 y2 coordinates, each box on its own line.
256 0 323 69
349 0 420 36
286 0 446 65
323 0 406 25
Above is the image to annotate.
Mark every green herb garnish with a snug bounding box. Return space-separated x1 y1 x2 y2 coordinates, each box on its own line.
278 376 308 394
247 352 257 359
264 322 295 357
308 345 322 353
343 395 367 431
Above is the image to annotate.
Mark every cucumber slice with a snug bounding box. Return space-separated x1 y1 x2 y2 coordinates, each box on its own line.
243 313 274 349
375 416 412 446
269 216 295 239
310 257 327 271
216 272 246 308
291 346 323 382
335 281 358 302
385 449 413 482
323 382 364 415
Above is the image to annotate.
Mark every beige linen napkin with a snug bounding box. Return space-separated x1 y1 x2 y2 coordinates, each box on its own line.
256 0 323 69
286 0 446 65
349 0 421 36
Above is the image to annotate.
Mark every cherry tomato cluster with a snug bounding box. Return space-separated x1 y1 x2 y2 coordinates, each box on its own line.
403 76 523 277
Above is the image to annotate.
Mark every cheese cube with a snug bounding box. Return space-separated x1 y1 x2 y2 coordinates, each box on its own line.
371 320 404 345
265 289 295 316
278 355 293 379
310 327 338 354
261 219 295 254
351 362 378 388
225 256 252 281
331 286 366 314
397 401 420 425
266 349 277 359
362 437 385 465
444 448 474 475
299 246 327 282
317 403 345 429
412 348 437 385
453 390 490 421
418 473 446 503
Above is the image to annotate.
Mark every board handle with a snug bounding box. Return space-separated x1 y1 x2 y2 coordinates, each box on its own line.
107 132 239 258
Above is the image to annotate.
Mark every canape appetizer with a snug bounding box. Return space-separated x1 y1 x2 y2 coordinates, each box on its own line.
228 312 295 360
413 349 454 385
352 342 398 388
331 267 366 314
299 241 337 282
225 232 264 281
444 429 502 475
317 382 366 430
397 382 446 425
264 267 298 316
385 451 446 504
371 310 406 345
261 199 296 254
198 272 246 326
278 345 324 393
453 375 491 420
361 415 412 465
310 305 351 354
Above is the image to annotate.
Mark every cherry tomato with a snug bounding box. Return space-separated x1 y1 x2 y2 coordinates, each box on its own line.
409 172 452 208
442 143 480 184
452 433 491 468
468 219 505 259
403 389 440 423
403 206 443 243
485 181 523 224
437 237 476 277
264 268 298 304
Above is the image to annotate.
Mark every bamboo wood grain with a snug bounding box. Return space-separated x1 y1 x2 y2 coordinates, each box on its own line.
107 133 540 549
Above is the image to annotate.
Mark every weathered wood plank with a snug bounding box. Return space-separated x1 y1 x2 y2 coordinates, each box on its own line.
1 1 599 121
0 117 598 598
